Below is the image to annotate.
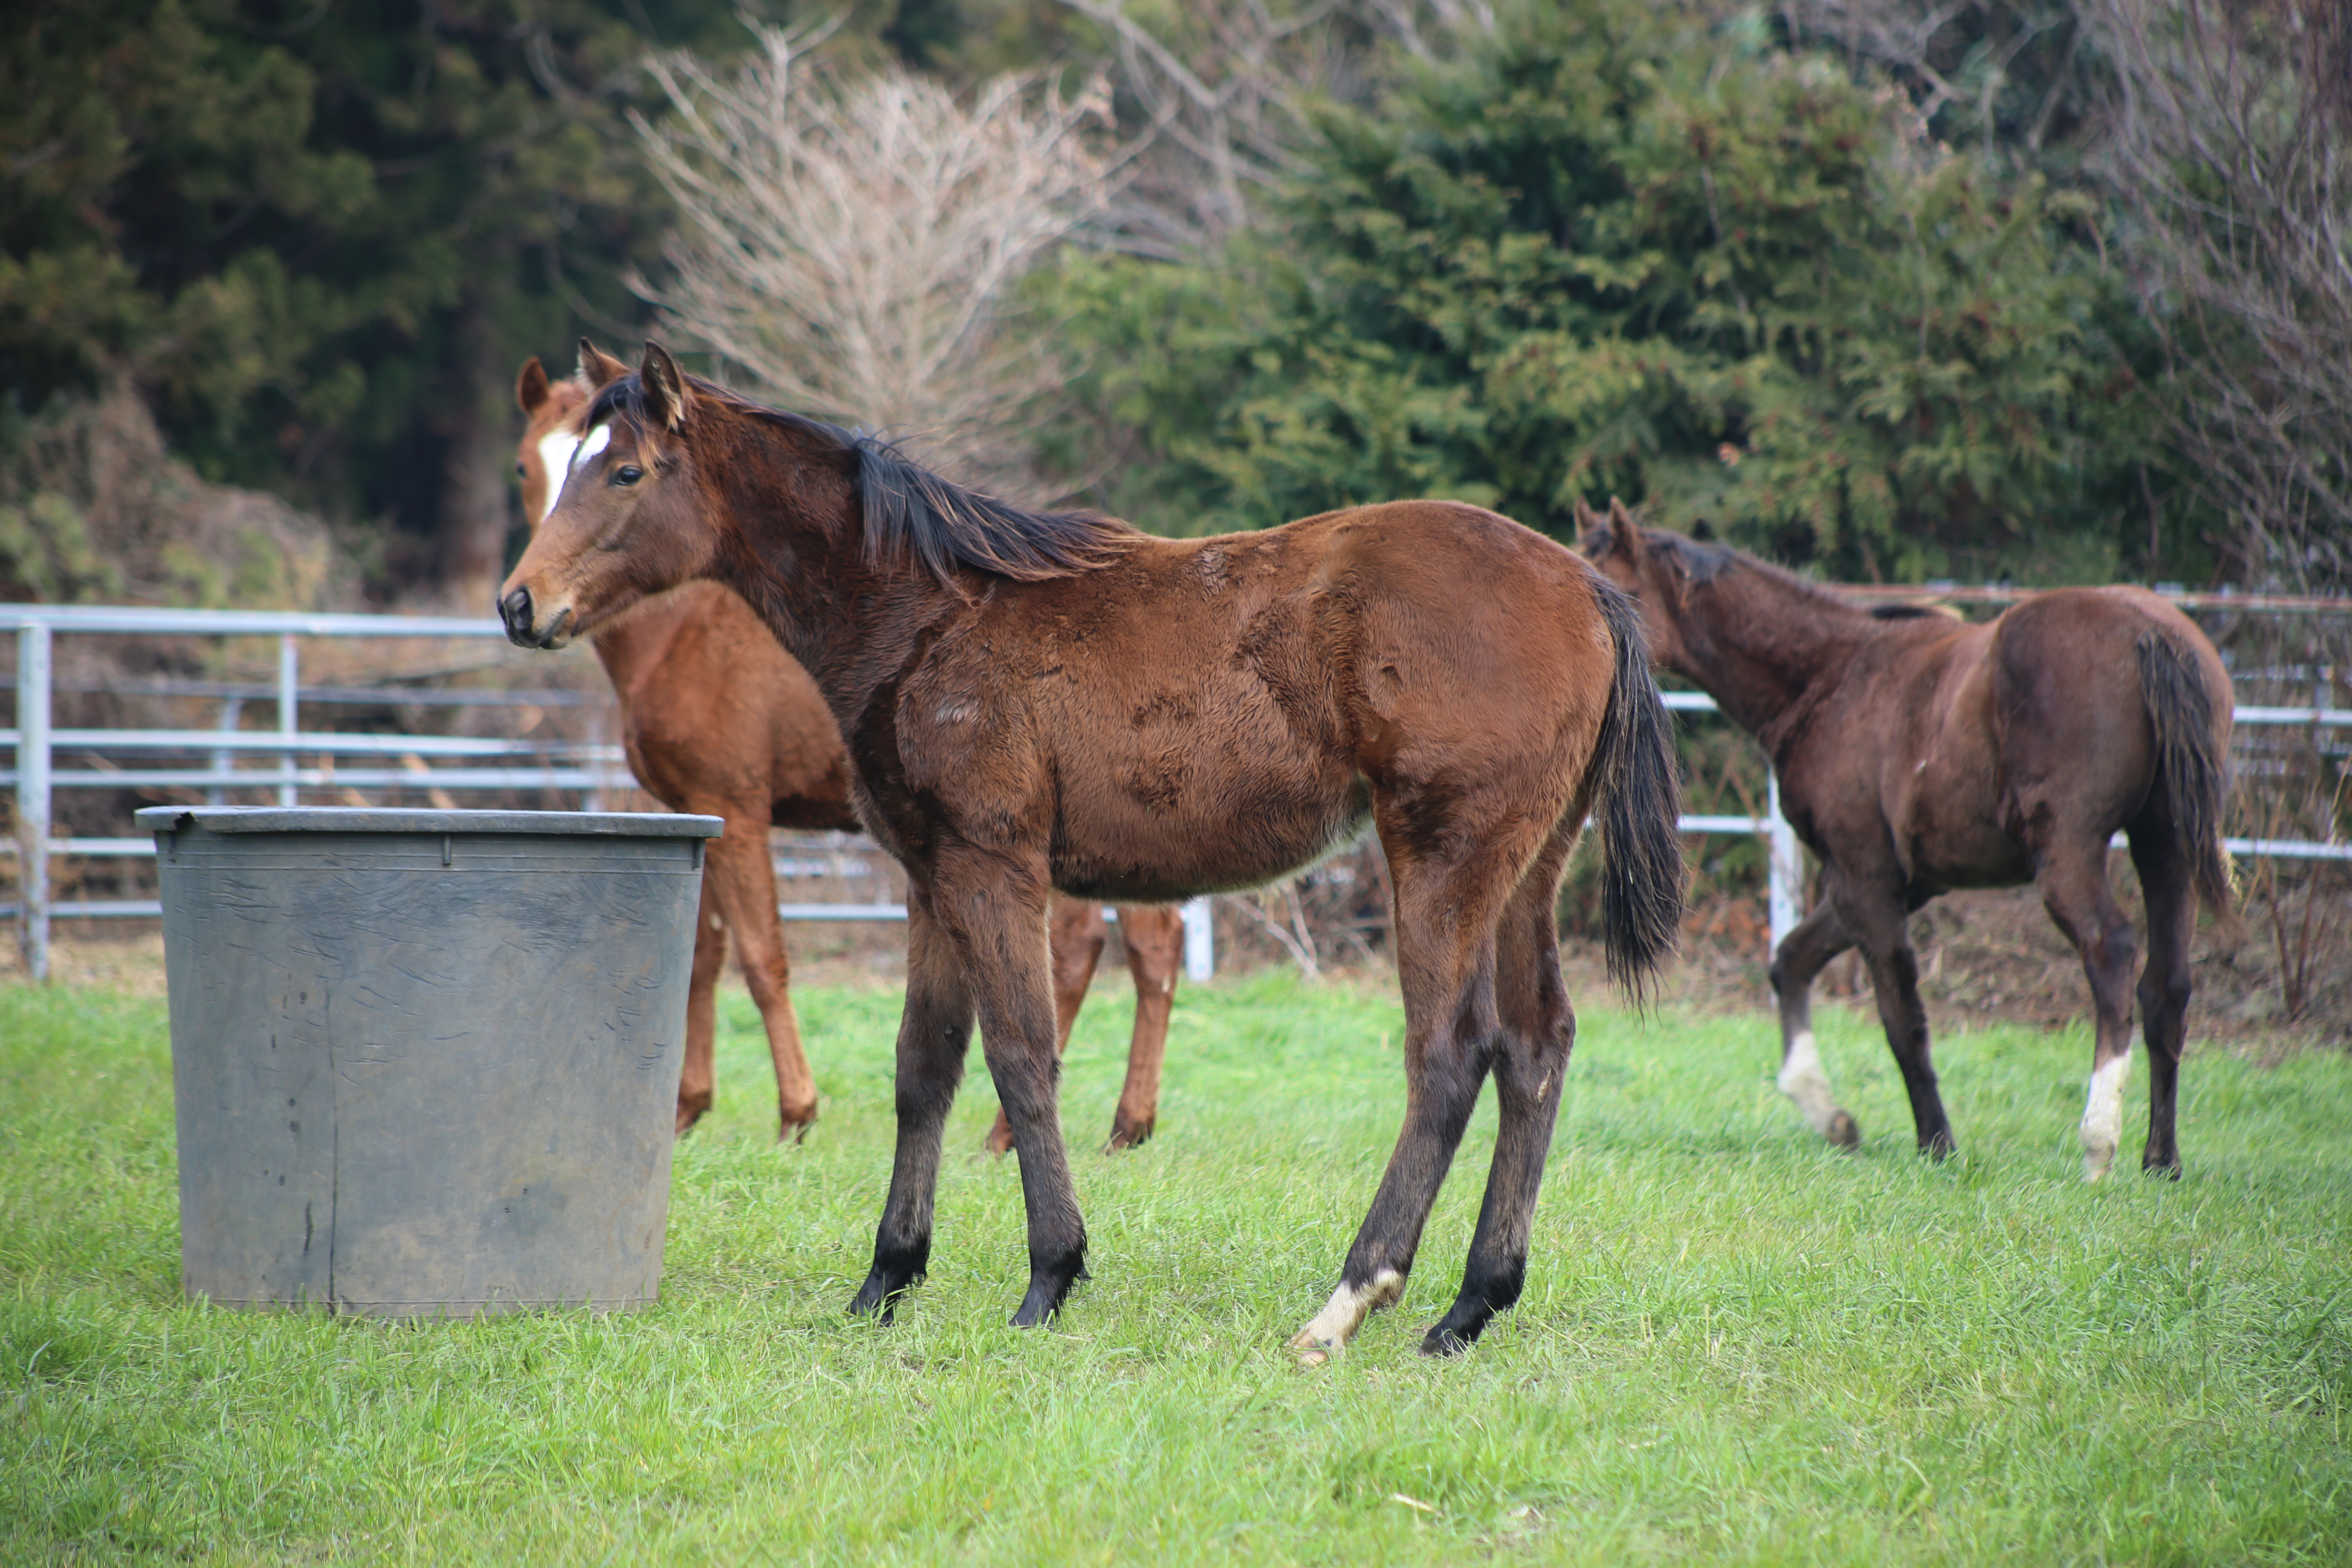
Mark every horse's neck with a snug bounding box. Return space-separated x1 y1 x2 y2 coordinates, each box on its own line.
588 589 702 699
1677 575 1872 751
702 451 946 720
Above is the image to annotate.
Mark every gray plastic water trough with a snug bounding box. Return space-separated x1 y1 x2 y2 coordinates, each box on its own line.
138 806 722 1319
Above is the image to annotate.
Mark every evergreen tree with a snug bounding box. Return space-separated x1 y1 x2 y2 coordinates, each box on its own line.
2 0 750 596
1047 0 2172 583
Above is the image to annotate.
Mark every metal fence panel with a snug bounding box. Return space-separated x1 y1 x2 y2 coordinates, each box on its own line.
7 601 2348 983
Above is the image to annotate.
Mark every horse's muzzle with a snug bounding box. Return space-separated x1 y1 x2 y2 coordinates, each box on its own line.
499 587 571 650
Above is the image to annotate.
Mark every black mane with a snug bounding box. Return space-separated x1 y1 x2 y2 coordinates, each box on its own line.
1579 518 1742 586
584 371 1135 584
1583 516 1909 619
1642 530 1740 585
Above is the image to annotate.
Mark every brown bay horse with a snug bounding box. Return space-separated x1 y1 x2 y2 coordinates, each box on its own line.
500 341 1684 1356
1580 502 2234 1181
514 352 1184 1151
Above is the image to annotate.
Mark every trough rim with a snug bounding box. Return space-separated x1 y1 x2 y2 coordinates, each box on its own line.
134 805 724 838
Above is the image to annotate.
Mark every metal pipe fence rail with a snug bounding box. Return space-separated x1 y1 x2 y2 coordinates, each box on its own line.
7 603 2350 986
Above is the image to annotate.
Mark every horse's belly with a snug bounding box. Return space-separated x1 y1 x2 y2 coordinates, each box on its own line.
1051 769 1371 903
1895 782 2031 891
1905 829 2032 892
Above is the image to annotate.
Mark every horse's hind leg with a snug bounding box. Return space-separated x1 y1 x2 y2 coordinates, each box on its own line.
2036 837 2142 1181
986 897 1105 1155
2129 832 2194 1178
677 877 727 1134
1290 824 1528 1364
1107 903 1183 1151
848 890 976 1323
706 823 819 1138
1422 820 1579 1356
1770 901 1860 1147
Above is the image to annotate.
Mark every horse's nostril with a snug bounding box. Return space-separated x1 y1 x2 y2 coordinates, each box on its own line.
499 587 533 644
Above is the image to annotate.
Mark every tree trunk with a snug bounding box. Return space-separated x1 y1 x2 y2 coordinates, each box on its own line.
434 295 520 611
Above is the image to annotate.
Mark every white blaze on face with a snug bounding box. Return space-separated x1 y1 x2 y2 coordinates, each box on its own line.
1777 1029 1845 1138
533 429 582 523
1288 1267 1404 1364
2080 1052 2132 1182
575 421 612 468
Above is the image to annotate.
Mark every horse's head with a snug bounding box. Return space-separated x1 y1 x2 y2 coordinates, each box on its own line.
1577 498 1698 673
500 341 717 650
512 342 625 528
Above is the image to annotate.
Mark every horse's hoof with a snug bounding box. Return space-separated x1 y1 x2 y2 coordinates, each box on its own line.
846 1260 917 1326
2142 1154 2183 1181
848 1276 904 1325
675 1099 712 1136
1419 1290 1497 1356
777 1105 817 1145
1920 1131 1957 1161
850 1245 927 1324
982 1118 1014 1157
1827 1111 1861 1149
1104 1114 1155 1153
1288 1270 1403 1365
1419 1322 1480 1357
1010 1261 1081 1327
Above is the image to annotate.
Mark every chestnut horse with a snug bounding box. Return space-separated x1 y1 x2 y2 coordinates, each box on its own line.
500 341 1683 1357
1580 502 2234 1180
514 351 1185 1151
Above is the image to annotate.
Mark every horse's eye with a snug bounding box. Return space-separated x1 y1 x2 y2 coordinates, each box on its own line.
514 462 526 477
612 464 644 486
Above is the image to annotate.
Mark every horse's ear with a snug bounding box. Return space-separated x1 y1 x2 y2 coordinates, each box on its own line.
1602 497 1642 558
577 339 629 389
516 357 551 415
639 341 692 432
1572 499 1597 532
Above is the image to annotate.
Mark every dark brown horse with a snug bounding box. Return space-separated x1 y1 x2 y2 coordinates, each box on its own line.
500 341 1684 1356
514 351 1185 1151
1580 502 2234 1180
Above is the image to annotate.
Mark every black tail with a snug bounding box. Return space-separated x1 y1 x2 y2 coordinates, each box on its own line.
2136 631 2235 921
1590 579 1686 1000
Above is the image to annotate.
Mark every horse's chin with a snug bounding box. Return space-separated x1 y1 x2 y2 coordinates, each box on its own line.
527 604 577 650
557 584 667 646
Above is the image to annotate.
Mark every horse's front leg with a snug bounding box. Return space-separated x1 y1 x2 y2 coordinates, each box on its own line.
936 851 1087 1326
1835 878 1956 1157
849 889 974 1323
1768 900 1860 1148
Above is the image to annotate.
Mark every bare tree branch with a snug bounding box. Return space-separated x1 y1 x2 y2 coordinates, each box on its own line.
2087 0 2352 590
1053 0 1495 252
627 24 1116 498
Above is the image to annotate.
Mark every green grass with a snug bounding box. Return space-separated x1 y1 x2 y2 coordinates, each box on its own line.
3 973 2349 1565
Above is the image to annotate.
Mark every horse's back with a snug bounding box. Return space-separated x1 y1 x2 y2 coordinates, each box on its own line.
980 501 1626 900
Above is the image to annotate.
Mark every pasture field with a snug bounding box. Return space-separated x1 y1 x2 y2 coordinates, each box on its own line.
3 971 2349 1564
